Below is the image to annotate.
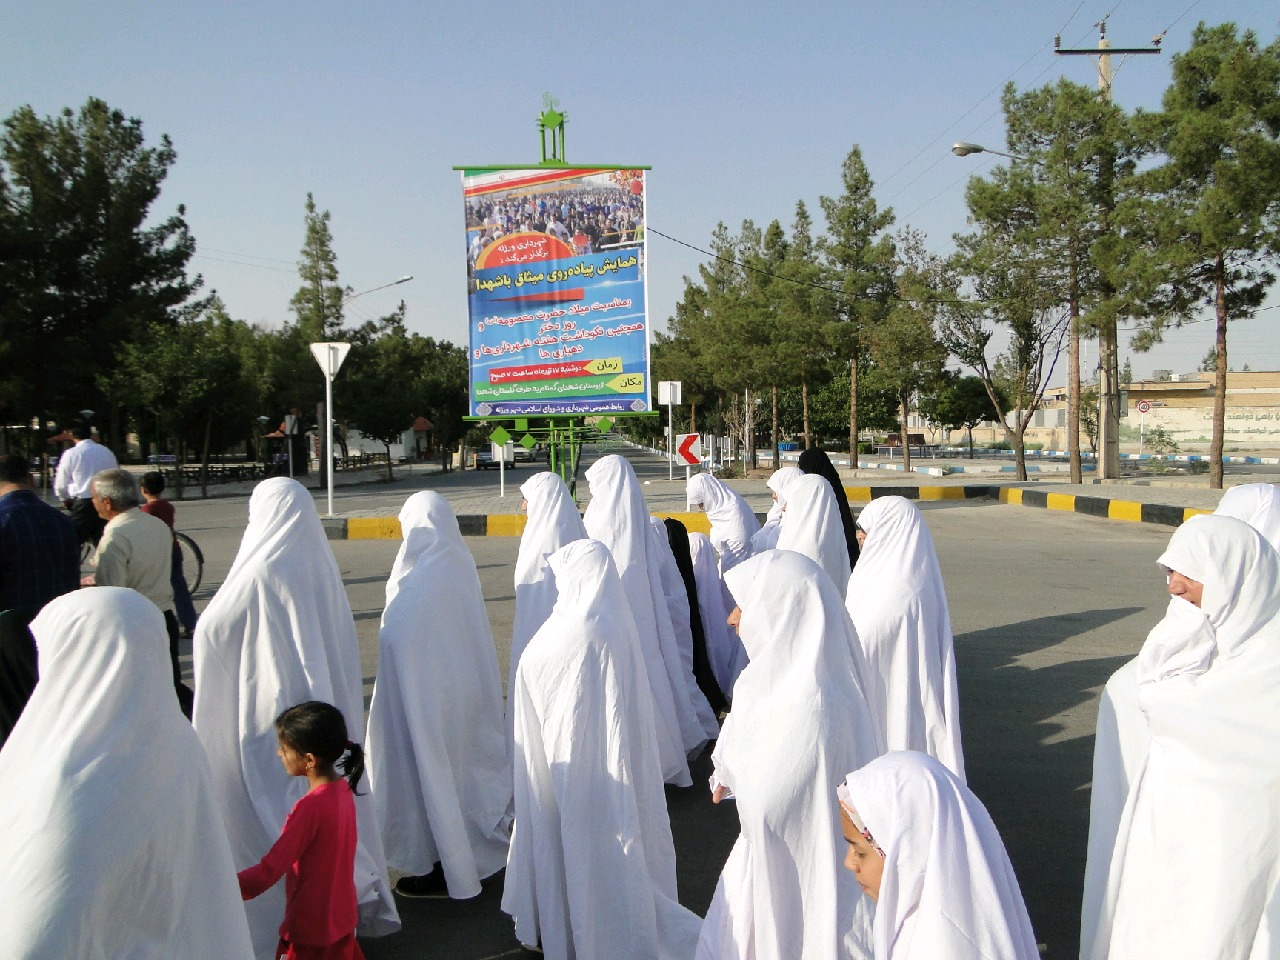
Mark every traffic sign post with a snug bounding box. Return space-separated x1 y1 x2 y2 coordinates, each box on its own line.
309 342 351 517
658 381 682 482
1137 400 1151 456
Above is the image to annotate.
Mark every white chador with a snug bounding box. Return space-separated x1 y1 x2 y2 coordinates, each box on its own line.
751 466 801 554
584 454 704 784
689 531 747 701
698 550 884 960
686 472 760 572
502 539 702 960
366 491 512 898
1214 481 1280 549
511 471 587 743
192 478 398 957
0 589 254 960
844 496 964 780
839 752 1039 960
650 517 722 740
1081 515 1280 960
777 473 852 599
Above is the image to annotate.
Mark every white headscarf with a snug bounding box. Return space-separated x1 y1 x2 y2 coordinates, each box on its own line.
698 550 884 960
650 517 721 741
839 751 1039 960
192 477 398 956
502 539 701 960
751 466 801 553
687 472 760 572
0 588 254 959
583 454 697 784
689 532 747 701
845 496 964 781
1083 515 1280 960
510 471 587 737
1214 482 1280 550
365 492 511 898
777 473 853 600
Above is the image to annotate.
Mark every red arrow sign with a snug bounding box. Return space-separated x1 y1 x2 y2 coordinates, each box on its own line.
676 433 702 465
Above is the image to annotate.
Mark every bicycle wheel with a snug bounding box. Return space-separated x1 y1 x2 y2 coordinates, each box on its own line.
175 531 204 595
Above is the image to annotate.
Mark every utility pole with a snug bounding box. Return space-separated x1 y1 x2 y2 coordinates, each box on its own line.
1056 19 1160 480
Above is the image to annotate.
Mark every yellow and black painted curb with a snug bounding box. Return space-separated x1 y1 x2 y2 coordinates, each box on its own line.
320 484 1209 539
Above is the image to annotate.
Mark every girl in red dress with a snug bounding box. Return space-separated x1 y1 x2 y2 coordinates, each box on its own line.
239 701 367 960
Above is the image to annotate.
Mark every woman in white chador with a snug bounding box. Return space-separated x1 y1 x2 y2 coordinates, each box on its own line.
584 454 708 784
192 477 398 958
510 471 586 743
1214 481 1280 549
365 491 511 900
686 471 760 572
1080 515 1280 960
698 550 884 960
751 466 801 553
503 539 702 960
689 531 747 702
837 752 1038 960
777 473 852 599
0 588 254 960
844 496 964 780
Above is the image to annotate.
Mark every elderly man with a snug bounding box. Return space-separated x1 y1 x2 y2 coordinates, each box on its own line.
54 422 118 546
90 468 192 716
0 454 80 744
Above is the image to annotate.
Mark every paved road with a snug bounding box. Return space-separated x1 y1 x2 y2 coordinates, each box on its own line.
167 447 1175 960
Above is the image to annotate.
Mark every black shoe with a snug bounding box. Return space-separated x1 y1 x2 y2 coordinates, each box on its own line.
394 866 449 899
519 942 544 956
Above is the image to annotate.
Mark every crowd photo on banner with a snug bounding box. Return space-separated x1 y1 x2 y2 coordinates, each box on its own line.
4 449 1280 960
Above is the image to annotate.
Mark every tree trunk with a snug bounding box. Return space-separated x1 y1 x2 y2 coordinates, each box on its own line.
802 381 811 450
967 426 974 459
1013 425 1028 481
199 411 214 499
900 392 912 473
173 433 185 500
848 353 859 459
1210 253 1228 489
690 401 698 435
385 443 394 481
1067 255 1083 484
771 386 779 468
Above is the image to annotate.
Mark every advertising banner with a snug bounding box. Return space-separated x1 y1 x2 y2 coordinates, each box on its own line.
462 166 651 417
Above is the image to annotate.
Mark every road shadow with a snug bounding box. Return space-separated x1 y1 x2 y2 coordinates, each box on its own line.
955 607 1143 960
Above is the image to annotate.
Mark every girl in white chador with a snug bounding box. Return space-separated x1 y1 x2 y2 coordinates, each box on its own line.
837 752 1038 960
698 550 884 960
686 471 760 572
584 454 709 784
503 539 702 960
844 496 964 780
751 466 801 554
510 471 586 745
0 588 254 960
689 531 747 703
1080 514 1280 960
365 491 511 900
777 473 852 599
1214 481 1280 549
192 477 398 958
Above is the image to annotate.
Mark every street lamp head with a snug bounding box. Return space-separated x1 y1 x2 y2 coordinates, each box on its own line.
79 409 95 421
951 142 986 157
396 275 413 284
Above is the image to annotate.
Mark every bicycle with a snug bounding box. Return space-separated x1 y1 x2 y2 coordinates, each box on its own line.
80 530 204 594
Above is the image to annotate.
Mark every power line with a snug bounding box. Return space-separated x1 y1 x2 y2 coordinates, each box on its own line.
192 253 295 274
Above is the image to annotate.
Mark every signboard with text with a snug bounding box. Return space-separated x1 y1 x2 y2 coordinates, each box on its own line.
461 166 651 417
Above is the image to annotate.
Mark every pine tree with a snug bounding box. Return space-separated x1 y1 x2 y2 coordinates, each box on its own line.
289 193 346 341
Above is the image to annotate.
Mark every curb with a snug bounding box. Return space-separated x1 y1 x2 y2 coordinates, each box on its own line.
322 484 1213 539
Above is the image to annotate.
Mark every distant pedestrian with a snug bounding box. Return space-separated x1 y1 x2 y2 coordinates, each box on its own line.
0 453 79 745
139 470 199 636
239 701 369 960
751 466 801 553
798 448 860 569
777 474 852 599
53 421 118 546
686 472 759 573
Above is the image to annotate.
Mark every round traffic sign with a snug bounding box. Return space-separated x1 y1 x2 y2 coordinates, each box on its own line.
1137 400 1151 414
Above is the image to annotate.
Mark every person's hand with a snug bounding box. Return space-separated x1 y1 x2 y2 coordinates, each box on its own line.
712 784 727 804
80 574 96 587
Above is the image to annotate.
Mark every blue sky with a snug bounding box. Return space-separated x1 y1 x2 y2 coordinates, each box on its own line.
5 0 1278 382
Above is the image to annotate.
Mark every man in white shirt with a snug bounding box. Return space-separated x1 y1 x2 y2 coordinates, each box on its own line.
53 423 118 546
89 468 191 717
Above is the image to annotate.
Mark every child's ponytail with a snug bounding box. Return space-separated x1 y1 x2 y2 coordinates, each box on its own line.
339 739 366 796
